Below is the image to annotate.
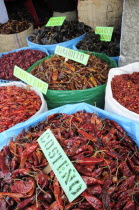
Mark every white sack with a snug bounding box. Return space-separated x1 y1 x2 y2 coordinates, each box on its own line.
105 62 139 123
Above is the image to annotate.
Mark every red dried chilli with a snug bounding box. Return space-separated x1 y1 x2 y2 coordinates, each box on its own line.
0 50 46 80
111 72 139 114
30 54 110 90
0 111 138 209
0 86 41 132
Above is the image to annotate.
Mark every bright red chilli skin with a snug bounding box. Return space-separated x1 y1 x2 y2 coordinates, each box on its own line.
0 86 41 132
111 72 139 114
0 111 138 209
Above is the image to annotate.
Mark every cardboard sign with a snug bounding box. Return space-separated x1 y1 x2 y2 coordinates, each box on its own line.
38 129 87 202
95 26 114 41
14 66 48 95
55 45 90 65
46 16 66 27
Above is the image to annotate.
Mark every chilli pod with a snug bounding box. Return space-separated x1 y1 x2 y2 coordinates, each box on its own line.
28 21 91 45
111 72 139 114
0 20 31 34
76 30 120 57
0 86 42 132
30 54 110 90
0 49 46 80
0 111 139 209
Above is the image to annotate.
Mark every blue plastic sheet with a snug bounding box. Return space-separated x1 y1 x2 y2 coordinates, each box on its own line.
26 34 86 55
0 46 49 84
0 103 138 150
73 45 119 66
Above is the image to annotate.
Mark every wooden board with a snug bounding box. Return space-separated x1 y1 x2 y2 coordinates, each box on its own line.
78 0 123 30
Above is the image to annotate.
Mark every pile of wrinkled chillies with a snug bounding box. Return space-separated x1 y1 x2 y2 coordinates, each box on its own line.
30 55 110 90
28 21 91 45
111 72 139 114
0 86 42 132
0 20 30 34
0 50 46 80
0 111 139 209
76 30 120 57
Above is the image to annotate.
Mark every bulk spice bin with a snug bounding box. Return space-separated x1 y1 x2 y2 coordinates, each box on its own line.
0 47 49 84
73 30 120 65
0 103 139 209
0 20 33 53
0 82 47 140
105 62 139 123
26 21 90 54
27 52 117 109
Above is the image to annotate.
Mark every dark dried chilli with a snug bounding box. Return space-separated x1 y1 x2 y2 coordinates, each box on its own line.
29 21 91 45
111 72 139 114
30 54 110 90
0 111 139 209
0 50 46 80
77 30 121 57
0 86 41 132
0 20 31 34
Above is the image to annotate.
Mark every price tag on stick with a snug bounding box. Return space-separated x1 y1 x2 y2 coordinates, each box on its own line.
14 66 48 95
55 45 90 65
95 26 114 41
38 129 87 202
46 16 66 27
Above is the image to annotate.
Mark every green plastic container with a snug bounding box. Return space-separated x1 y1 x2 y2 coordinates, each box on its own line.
27 51 117 109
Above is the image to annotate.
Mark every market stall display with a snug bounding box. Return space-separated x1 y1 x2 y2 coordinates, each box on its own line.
0 47 48 82
27 21 91 54
27 52 117 109
105 62 139 123
0 82 48 133
0 103 138 209
1 1 139 209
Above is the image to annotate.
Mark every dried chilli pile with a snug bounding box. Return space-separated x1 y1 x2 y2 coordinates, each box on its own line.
0 50 46 80
76 30 120 57
30 55 110 90
0 20 30 34
0 86 42 132
0 111 139 209
28 21 91 45
111 72 139 114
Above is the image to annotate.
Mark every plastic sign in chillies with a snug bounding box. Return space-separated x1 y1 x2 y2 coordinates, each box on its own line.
95 26 114 42
14 65 48 94
46 16 66 27
55 45 90 65
38 128 87 202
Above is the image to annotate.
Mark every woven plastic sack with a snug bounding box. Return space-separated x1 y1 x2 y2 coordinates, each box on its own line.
105 62 139 123
27 51 117 109
26 34 85 55
0 102 138 150
0 81 48 143
73 45 119 66
0 46 49 84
